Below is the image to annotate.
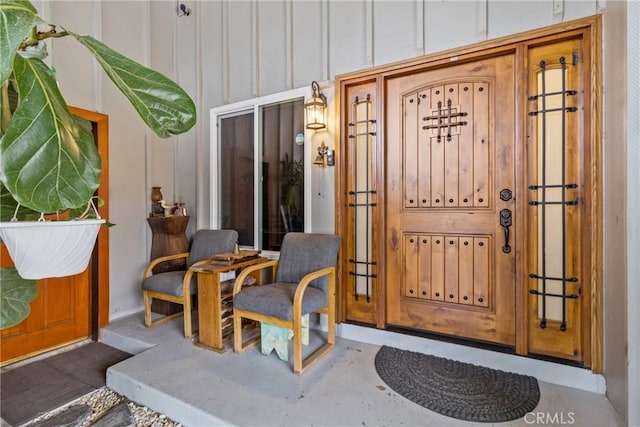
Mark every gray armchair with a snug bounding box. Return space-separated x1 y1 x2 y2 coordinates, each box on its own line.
232 232 340 374
142 229 238 338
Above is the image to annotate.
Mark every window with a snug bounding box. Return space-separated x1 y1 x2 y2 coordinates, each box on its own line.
211 88 309 252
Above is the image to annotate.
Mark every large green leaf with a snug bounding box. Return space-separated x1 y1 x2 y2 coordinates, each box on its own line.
0 56 101 213
0 0 38 85
0 267 37 329
71 33 196 138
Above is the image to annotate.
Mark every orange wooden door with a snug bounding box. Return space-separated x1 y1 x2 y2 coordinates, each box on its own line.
385 54 517 346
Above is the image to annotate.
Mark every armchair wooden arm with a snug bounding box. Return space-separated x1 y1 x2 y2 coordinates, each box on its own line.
143 252 190 278
292 266 336 317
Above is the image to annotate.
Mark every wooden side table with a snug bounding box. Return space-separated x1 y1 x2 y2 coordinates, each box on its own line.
191 256 269 353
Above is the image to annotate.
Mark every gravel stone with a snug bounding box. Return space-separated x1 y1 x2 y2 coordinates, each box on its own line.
21 388 181 427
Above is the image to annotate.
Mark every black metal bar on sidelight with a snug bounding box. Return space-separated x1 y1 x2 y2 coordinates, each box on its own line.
436 100 443 142
529 273 578 282
529 290 579 299
528 200 578 206
528 89 577 101
528 106 578 116
540 59 548 329
528 184 578 190
560 56 569 332
364 94 372 303
446 98 453 141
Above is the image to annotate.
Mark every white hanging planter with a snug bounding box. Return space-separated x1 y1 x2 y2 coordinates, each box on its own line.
0 219 105 280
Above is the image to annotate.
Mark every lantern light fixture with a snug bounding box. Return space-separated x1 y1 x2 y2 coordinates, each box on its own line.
305 81 327 130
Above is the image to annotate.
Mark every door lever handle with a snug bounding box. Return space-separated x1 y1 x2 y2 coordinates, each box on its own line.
500 209 512 253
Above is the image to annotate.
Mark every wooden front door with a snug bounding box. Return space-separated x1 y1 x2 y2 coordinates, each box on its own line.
0 107 109 366
385 54 517 346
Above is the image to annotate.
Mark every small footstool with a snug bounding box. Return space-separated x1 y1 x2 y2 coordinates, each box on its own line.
261 314 309 362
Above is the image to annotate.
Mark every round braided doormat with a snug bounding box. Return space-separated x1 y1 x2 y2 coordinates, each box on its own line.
374 346 540 423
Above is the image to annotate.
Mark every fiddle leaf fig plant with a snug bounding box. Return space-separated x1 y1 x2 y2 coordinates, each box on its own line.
0 0 197 328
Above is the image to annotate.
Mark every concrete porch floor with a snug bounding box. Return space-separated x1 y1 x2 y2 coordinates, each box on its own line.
101 313 623 427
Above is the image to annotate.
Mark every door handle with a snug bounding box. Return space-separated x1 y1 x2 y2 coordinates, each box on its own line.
500 209 512 253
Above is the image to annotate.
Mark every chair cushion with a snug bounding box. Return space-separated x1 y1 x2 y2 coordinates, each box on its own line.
142 270 196 297
233 283 327 321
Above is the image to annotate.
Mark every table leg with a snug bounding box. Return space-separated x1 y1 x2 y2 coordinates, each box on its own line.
196 272 224 352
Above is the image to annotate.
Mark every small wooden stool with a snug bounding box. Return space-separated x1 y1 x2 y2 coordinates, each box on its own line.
261 314 309 362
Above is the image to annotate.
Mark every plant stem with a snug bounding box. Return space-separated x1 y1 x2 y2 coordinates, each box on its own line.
20 25 69 49
1 82 10 134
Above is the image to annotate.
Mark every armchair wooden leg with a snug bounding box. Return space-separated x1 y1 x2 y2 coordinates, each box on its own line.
293 317 303 374
327 308 336 345
143 291 152 327
183 294 192 338
233 311 243 353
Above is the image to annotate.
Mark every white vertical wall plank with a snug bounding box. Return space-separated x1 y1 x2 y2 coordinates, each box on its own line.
49 1 98 109
373 1 421 65
291 1 323 87
328 1 368 76
322 0 329 81
365 0 373 66
252 0 259 96
175 2 199 238
149 2 176 207
563 1 598 21
476 0 488 41
258 1 288 95
603 0 630 420
100 0 151 316
285 0 293 89
416 0 424 54
552 0 565 24
487 1 550 39
223 0 230 103
628 1 640 422
227 0 253 102
425 1 481 54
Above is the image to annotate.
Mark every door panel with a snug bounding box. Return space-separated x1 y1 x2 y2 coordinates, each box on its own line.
0 245 90 363
386 54 516 346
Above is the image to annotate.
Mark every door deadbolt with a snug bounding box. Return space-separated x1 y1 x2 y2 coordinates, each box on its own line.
500 188 513 201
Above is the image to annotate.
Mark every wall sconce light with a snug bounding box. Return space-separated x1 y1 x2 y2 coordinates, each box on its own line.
305 81 327 130
314 141 335 167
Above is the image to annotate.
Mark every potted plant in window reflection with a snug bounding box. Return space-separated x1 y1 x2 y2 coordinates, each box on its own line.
0 0 196 328
279 153 304 233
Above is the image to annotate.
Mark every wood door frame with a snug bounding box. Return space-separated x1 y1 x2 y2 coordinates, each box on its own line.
335 15 602 372
69 106 110 329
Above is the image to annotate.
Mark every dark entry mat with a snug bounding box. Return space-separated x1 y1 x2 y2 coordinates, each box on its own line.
375 345 540 423
0 342 131 426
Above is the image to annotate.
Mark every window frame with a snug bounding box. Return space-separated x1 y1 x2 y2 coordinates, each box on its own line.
210 87 312 256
